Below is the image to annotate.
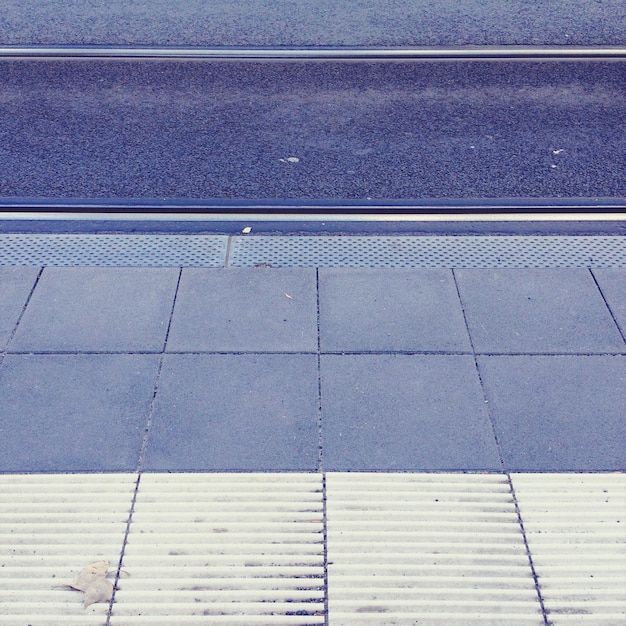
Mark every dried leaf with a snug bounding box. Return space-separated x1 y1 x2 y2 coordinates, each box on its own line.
83 577 113 609
70 560 109 592
68 560 113 608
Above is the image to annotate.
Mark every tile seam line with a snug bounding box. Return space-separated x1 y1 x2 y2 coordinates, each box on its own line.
224 234 232 268
3 349 626 356
135 266 184 473
450 269 506 473
316 268 330 625
316 268 324 474
506 473 550 626
452 268 550 623
105 470 142 626
590 268 626 344
104 269 184 620
4 265 43 350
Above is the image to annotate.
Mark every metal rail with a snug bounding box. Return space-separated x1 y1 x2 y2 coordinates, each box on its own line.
1 46 625 61
1 197 625 215
1 198 624 230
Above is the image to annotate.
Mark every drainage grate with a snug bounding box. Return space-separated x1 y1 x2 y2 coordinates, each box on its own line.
0 235 228 267
512 473 626 626
110 473 325 625
325 472 544 625
231 236 626 268
0 473 136 626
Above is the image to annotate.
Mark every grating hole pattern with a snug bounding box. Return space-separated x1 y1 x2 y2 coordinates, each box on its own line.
0 235 624 268
512 473 626 626
230 236 626 268
0 235 228 267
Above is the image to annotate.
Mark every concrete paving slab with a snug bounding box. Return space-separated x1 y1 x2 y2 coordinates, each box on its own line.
318 269 471 352
477 355 626 471
8 267 179 352
2 0 624 46
592 269 626 342
455 269 625 354
320 354 501 471
145 354 319 471
167 269 317 352
0 354 159 472
0 266 39 351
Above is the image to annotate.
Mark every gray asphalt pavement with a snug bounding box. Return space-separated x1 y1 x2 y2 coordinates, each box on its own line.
1 60 624 200
1 0 624 46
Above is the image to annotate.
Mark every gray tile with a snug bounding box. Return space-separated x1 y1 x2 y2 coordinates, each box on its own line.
9 268 179 352
321 354 501 471
455 269 625 353
145 354 319 470
593 269 626 342
478 355 626 471
319 269 471 352
0 267 39 351
167 269 318 352
0 354 159 471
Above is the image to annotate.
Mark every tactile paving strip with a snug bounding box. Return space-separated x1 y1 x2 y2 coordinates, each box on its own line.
0 473 136 626
325 472 544 625
1 235 625 268
110 473 325 625
230 236 626 268
512 473 626 626
0 235 228 267
2 472 624 625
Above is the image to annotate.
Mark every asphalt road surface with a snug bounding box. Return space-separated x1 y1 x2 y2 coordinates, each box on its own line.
1 59 624 201
1 0 624 46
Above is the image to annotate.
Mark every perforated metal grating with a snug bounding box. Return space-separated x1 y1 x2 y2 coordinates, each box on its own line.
0 235 228 267
230 236 626 268
0 234 625 268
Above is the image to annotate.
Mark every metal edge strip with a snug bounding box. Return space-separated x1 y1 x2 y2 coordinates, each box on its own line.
0 212 624 221
1 46 625 60
1 197 625 213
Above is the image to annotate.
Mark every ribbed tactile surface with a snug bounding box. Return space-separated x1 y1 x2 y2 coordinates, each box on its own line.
111 473 325 625
325 472 543 625
230 236 626 269
0 473 136 626
512 473 626 626
0 235 228 267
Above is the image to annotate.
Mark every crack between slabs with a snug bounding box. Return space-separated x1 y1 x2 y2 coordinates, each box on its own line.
589 268 626 344
105 471 141 626
224 235 233 268
316 267 329 625
506 473 551 626
451 268 506 473
316 267 324 474
5 266 43 348
452 268 550 624
322 472 330 626
106 267 183 623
